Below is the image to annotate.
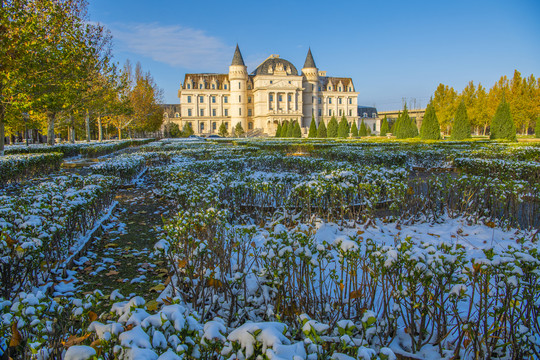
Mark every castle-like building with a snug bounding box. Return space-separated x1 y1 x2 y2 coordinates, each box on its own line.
174 46 359 136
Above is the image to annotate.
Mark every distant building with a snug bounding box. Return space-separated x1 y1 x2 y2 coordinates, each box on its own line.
377 108 426 131
173 45 360 136
357 106 379 134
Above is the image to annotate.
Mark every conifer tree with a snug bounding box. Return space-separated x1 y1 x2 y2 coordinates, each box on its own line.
420 102 441 140
359 120 367 137
281 121 289 138
393 112 402 138
287 119 294 137
317 119 327 138
293 120 302 138
380 116 389 136
451 100 471 140
234 123 245 137
327 116 338 137
535 117 540 138
275 123 282 137
490 96 517 141
308 116 317 138
350 121 358 137
395 106 418 139
338 116 349 138
218 122 228 137
367 125 372 136
183 123 194 137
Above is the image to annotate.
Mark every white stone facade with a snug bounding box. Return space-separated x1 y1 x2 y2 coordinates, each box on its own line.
175 46 359 136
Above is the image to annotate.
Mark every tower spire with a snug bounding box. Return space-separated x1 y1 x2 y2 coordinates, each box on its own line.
231 44 245 66
303 47 317 69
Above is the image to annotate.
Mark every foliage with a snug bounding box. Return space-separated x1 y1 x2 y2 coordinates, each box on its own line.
451 100 471 140
350 121 358 137
308 116 317 138
275 122 282 137
281 121 289 138
394 105 419 139
359 120 367 137
234 122 245 137
219 122 228 137
536 117 540 138
380 116 389 136
327 116 338 138
0 153 63 184
182 123 194 137
292 120 302 138
337 115 349 138
317 120 327 138
490 96 517 141
420 102 442 140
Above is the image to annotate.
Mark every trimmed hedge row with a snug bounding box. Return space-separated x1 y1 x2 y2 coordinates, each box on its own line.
0 153 63 185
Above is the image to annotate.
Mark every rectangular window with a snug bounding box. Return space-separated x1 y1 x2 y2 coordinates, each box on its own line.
200 96 204 103
348 98 352 104
224 84 227 90
318 97 322 104
279 95 282 102
187 96 191 103
318 109 321 116
248 97 252 103
212 84 215 89
188 109 192 116
199 84 202 89
200 109 204 116
200 123 204 130
248 109 252 116
239 108 241 116
339 98 342 104
339 109 342 116
349 110 352 116
288 95 292 102
187 84 191 89
318 86 321 91
329 98 332 104
212 96 216 103
238 82 241 89
225 123 228 129
269 94 273 102
224 96 228 103
224 109 228 116
328 110 332 116
212 109 216 117
213 122 217 130
239 95 241 102
339 87 342 91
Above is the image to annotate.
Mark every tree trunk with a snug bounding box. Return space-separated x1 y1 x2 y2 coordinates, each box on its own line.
118 127 122 140
0 120 4 156
47 112 56 145
98 116 103 141
85 110 91 142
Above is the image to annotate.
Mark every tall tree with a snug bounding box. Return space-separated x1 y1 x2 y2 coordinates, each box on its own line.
281 121 289 138
218 122 228 137
275 122 282 137
432 83 458 135
450 100 471 140
308 116 317 138
535 116 540 138
338 115 349 138
292 120 302 138
490 95 517 141
317 119 327 138
420 101 441 140
286 119 294 137
359 120 367 137
234 122 245 137
327 115 338 137
129 62 163 136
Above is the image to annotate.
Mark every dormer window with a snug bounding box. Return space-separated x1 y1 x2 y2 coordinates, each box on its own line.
199 84 203 89
187 84 191 89
212 84 215 89
329 86 332 91
224 84 228 89
339 87 342 91
349 87 352 91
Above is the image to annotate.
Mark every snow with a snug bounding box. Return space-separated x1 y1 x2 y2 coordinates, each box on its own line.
227 322 290 358
119 325 152 348
64 345 96 360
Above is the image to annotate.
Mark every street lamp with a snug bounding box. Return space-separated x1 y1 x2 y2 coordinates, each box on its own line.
22 112 29 146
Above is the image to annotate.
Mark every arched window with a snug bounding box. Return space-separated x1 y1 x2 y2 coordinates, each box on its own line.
175 113 179 118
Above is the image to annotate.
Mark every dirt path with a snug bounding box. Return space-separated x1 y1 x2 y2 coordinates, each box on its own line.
63 174 172 310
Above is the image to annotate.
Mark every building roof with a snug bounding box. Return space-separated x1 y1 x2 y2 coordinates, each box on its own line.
183 73 229 89
319 76 354 91
231 44 245 66
251 55 298 76
303 48 317 69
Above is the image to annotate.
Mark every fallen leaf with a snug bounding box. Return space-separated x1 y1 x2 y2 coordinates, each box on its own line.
105 270 119 276
10 322 22 347
62 333 91 347
88 311 98 322
146 300 159 311
150 284 166 292
105 243 119 248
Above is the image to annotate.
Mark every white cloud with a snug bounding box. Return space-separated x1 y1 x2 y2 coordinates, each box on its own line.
109 23 231 70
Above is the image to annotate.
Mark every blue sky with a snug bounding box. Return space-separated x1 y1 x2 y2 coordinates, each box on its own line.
88 0 539 111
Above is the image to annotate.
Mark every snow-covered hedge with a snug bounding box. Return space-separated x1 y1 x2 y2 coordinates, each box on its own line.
0 174 119 297
0 153 63 185
4 139 155 158
454 157 540 183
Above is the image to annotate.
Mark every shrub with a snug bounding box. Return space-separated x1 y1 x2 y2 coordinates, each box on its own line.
451 100 471 140
219 122 229 137
292 121 302 138
420 102 442 140
359 120 368 137
338 116 350 138
275 123 282 137
281 121 289 138
490 96 517 141
380 116 389 136
287 119 294 137
234 123 245 137
317 120 327 138
350 121 358 137
327 116 338 138
308 116 317 138
0 153 63 184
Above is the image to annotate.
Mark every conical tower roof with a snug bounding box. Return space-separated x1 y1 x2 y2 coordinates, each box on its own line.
231 44 245 66
303 48 317 69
